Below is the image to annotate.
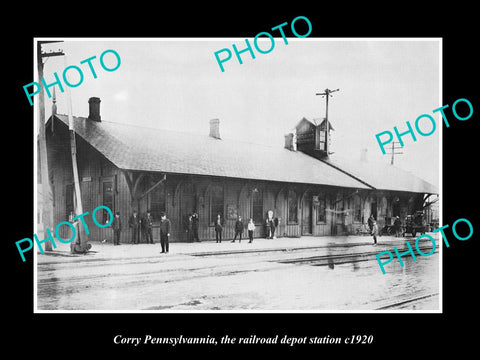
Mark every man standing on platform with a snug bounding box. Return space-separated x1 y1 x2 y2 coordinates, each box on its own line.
232 215 244 243
371 220 378 245
111 211 122 246
128 209 140 244
393 216 402 237
214 214 224 243
142 209 154 244
368 213 375 233
160 212 171 254
192 211 200 242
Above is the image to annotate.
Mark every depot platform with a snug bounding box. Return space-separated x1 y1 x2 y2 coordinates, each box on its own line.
35 233 439 265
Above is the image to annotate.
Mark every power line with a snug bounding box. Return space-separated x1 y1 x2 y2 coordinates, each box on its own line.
385 141 403 165
37 41 64 252
315 88 340 155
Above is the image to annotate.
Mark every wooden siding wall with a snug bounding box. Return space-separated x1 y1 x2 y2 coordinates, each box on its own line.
47 125 73 239
47 125 135 242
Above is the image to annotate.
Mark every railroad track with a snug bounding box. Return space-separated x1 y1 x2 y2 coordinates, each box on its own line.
37 243 438 289
274 244 438 267
375 293 440 310
188 242 376 257
36 244 440 311
36 243 370 267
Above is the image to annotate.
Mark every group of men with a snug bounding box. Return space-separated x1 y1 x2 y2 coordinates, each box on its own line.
110 209 171 253
212 214 244 243
110 210 280 249
214 214 278 243
184 211 200 242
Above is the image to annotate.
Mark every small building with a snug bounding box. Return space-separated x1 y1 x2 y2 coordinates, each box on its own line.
45 98 438 243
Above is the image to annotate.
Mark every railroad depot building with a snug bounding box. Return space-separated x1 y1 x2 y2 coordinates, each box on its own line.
43 97 438 243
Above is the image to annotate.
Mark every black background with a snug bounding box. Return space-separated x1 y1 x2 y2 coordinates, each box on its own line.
6 3 478 356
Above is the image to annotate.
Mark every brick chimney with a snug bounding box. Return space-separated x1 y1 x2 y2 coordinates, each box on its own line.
88 97 101 122
284 133 295 151
209 118 220 139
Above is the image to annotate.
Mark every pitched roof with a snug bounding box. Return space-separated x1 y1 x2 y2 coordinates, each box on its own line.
294 117 335 131
52 114 370 190
51 114 438 194
321 156 438 194
315 118 335 131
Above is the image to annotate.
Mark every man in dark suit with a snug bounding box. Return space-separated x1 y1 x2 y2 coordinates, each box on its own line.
128 210 140 244
214 214 224 243
232 215 244 243
111 211 122 245
142 209 154 244
192 211 200 242
393 216 402 237
160 212 171 253
368 214 375 232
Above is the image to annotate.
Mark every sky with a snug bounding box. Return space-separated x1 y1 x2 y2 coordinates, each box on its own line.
38 38 441 185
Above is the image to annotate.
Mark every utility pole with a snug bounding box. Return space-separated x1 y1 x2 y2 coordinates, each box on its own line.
316 88 340 154
37 41 64 251
63 55 90 253
386 141 403 165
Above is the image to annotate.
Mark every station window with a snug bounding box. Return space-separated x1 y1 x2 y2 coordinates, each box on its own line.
318 129 326 151
316 193 326 223
353 195 362 222
210 184 224 225
150 182 166 221
102 180 114 224
288 190 298 224
252 188 263 224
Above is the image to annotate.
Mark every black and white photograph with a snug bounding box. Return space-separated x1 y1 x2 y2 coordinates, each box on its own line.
34 38 441 312
7 7 478 356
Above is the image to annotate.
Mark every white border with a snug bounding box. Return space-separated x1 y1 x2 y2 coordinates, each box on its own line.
33 37 443 314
